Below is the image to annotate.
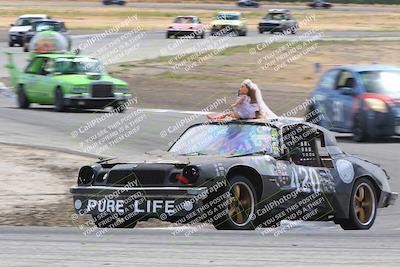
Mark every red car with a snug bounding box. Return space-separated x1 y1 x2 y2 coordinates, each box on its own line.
166 16 205 39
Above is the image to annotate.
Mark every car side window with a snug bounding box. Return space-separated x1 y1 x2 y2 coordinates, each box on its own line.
318 70 339 91
281 124 324 167
336 70 356 90
25 58 46 74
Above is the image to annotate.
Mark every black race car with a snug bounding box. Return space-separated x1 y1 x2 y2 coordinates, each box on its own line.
237 0 260 8
308 1 332 9
70 119 397 230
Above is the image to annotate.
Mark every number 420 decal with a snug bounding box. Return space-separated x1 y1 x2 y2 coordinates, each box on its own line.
290 166 321 193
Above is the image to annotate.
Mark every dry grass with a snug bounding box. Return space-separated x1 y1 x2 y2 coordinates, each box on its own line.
0 5 400 31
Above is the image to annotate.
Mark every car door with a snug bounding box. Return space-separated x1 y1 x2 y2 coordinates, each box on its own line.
331 70 358 131
36 58 56 104
275 124 336 213
23 57 46 99
313 69 340 129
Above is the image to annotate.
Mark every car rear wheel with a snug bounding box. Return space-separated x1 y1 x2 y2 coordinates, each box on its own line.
17 85 30 109
338 178 377 230
213 176 257 230
54 88 68 112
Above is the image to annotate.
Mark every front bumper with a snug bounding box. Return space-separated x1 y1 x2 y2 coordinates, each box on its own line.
64 93 131 109
383 192 398 207
167 30 200 36
70 185 207 218
258 24 282 32
9 34 24 44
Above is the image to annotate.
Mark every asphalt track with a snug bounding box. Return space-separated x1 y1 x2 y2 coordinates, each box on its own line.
1 1 400 12
0 226 399 266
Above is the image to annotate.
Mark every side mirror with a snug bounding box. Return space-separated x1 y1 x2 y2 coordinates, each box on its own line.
340 87 355 96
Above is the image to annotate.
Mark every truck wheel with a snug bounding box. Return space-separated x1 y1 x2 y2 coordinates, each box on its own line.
337 178 377 230
17 86 30 109
213 176 257 230
54 88 67 112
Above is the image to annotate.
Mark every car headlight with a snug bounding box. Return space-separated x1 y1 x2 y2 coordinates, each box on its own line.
365 98 388 113
182 165 200 183
78 166 95 185
71 87 87 93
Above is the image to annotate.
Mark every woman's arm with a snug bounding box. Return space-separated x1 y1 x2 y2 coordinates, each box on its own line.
231 95 245 107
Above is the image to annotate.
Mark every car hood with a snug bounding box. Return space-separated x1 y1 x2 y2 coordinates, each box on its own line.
211 20 242 26
9 26 31 33
260 19 283 24
125 149 266 165
53 74 127 86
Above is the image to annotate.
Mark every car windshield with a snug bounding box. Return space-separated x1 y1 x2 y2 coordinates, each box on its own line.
174 17 195 23
15 17 42 26
216 14 240 20
169 124 280 157
264 13 287 20
33 22 61 32
359 71 400 94
54 58 106 75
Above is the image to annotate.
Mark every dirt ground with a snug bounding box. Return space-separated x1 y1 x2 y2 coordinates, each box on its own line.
0 143 175 227
109 40 400 116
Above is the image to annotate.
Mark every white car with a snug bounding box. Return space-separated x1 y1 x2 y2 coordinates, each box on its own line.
8 14 50 47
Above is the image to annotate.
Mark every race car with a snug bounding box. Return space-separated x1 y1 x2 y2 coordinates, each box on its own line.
70 119 397 230
23 19 71 52
237 0 260 8
8 14 50 47
308 0 332 9
258 9 298 34
102 0 126 5
5 33 130 112
307 65 400 142
166 16 205 39
210 11 247 36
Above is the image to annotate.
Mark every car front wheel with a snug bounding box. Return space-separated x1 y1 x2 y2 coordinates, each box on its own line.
17 86 30 109
54 88 68 112
337 178 377 230
213 176 257 230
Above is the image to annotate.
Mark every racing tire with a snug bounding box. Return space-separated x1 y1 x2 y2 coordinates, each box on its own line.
212 176 257 230
113 104 126 113
352 113 370 142
9 41 14 47
17 85 30 109
166 32 170 39
23 45 29 52
238 30 247 36
54 88 68 112
337 178 377 230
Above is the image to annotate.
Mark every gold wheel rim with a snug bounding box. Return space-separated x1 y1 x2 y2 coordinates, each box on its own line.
354 183 375 225
228 182 254 226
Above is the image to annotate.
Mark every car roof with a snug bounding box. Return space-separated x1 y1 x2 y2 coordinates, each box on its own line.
32 19 63 24
332 64 400 73
19 14 48 18
34 53 84 59
175 16 198 18
217 11 241 15
268 9 290 13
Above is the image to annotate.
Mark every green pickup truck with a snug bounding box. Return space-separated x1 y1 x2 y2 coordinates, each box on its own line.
5 52 131 112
